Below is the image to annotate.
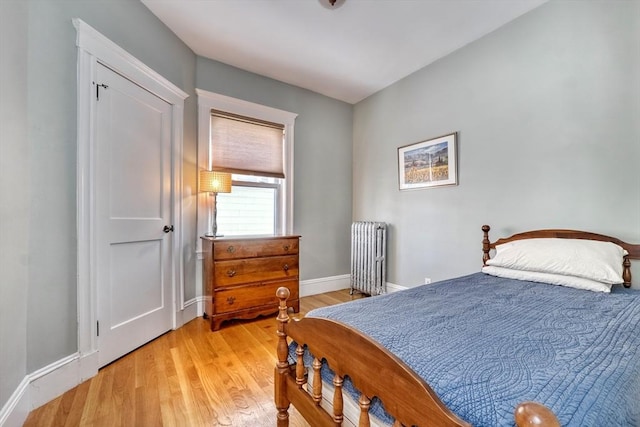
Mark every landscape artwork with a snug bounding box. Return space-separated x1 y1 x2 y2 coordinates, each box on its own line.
398 132 457 190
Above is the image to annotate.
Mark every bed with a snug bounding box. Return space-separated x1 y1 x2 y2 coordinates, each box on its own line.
274 225 640 426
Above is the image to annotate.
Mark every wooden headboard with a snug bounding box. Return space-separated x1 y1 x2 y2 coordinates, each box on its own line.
481 225 640 288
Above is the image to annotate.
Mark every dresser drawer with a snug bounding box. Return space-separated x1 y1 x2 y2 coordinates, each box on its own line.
214 280 299 314
213 238 299 260
201 235 300 331
213 255 298 287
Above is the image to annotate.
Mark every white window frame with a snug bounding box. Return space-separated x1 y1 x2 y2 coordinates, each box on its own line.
196 89 297 248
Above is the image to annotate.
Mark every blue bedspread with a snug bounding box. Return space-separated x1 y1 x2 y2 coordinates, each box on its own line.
296 273 640 426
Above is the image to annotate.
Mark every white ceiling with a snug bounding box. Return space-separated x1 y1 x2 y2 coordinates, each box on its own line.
141 0 548 104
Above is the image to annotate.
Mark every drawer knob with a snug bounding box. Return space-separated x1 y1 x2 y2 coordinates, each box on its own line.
283 264 289 272
283 244 290 252
227 269 236 277
226 296 236 305
226 246 235 253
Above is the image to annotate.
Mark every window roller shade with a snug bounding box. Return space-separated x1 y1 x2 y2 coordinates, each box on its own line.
211 110 285 178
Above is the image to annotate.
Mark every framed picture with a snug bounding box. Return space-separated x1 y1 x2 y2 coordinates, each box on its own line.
398 132 458 190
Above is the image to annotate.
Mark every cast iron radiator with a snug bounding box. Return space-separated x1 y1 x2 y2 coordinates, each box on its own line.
350 221 387 295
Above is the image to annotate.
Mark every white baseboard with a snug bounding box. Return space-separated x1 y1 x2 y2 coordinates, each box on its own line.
300 274 350 297
0 376 29 427
182 296 205 321
300 276 408 296
385 282 408 293
0 350 100 427
29 353 87 410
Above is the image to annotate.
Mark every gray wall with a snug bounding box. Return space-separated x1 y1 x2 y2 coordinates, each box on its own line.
7 0 198 379
196 57 354 281
0 0 30 409
353 0 640 288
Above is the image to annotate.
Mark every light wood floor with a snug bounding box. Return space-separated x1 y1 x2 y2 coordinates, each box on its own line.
24 289 364 427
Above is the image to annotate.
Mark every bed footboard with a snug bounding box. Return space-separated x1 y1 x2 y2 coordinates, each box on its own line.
275 287 561 427
275 287 469 426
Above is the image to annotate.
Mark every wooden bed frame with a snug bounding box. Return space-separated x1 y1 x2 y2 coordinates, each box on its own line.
275 225 640 426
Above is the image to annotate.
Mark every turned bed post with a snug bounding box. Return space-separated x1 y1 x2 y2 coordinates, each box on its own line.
295 344 305 388
623 256 632 285
514 402 560 427
275 287 291 426
358 394 371 427
482 225 491 265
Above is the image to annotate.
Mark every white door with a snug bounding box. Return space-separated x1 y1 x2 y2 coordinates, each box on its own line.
95 63 173 367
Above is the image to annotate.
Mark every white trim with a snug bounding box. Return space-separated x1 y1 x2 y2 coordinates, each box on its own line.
28 354 82 410
172 103 185 313
300 274 350 297
195 89 297 128
73 19 187 104
0 376 29 427
299 276 408 296
75 32 97 360
385 282 409 293
195 89 298 253
177 297 205 326
0 351 100 427
284 125 295 235
74 18 187 378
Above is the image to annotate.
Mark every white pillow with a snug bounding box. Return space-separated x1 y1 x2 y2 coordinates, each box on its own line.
482 265 612 293
485 238 626 285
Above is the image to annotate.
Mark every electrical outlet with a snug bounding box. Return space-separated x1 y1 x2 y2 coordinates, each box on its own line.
424 277 431 285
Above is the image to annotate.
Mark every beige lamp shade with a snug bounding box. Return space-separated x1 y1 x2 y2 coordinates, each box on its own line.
199 170 232 193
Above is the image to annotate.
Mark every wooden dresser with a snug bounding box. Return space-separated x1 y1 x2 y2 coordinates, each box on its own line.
201 235 300 331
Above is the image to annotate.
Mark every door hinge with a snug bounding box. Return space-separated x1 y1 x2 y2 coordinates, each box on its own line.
95 83 108 100
97 320 100 337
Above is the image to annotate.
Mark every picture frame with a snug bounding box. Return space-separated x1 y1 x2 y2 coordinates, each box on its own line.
397 132 458 190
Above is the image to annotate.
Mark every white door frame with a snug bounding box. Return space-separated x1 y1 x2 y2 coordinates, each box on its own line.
74 18 188 378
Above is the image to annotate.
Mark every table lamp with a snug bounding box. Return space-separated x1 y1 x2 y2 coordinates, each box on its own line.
199 170 232 237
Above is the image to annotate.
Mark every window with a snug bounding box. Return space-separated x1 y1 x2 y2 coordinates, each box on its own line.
210 111 284 235
196 89 297 238
217 175 281 235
